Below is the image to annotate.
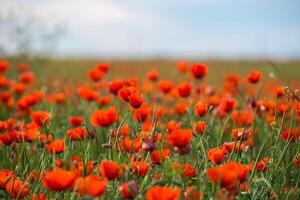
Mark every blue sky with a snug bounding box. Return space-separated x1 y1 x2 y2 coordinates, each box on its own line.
1 0 300 59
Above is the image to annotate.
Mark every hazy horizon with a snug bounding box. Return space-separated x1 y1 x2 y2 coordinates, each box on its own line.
1 0 300 60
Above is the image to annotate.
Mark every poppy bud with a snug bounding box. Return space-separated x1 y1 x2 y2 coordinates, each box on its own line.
120 180 139 199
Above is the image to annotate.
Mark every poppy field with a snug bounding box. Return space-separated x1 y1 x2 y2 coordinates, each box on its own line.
0 59 299 199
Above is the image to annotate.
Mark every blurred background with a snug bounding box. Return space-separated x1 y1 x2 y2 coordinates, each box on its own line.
0 0 300 83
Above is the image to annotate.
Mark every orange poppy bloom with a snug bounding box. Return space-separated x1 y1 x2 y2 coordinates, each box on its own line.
77 86 99 102
100 160 121 180
208 148 226 164
193 121 206 135
31 111 51 126
174 101 189 115
158 80 173 94
87 68 104 82
75 175 107 197
151 149 171 164
131 161 149 177
69 116 84 127
281 127 300 141
109 79 124 95
133 105 149 123
0 60 9 73
32 193 46 200
66 127 87 141
147 69 159 81
98 95 111 106
19 71 34 84
207 161 249 190
168 129 192 149
129 92 143 109
190 64 208 79
231 110 254 126
146 185 181 200
42 168 76 191
120 137 142 153
182 164 197 178
90 107 117 127
177 81 191 98
47 139 65 154
96 63 110 73
256 157 269 172
120 180 139 199
0 169 13 189
118 87 137 102
166 120 181 132
219 98 237 113
194 102 208 117
6 178 29 199
177 60 189 73
247 70 261 84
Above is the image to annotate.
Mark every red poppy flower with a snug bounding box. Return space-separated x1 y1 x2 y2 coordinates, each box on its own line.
158 80 173 94
6 178 29 199
47 139 65 154
151 149 171 164
219 98 237 113
177 82 191 98
208 148 226 164
100 160 121 180
177 60 189 73
190 64 208 79
147 69 159 81
66 127 87 141
194 102 208 117
75 175 107 197
31 111 51 126
19 71 34 84
109 79 124 95
96 63 110 73
166 120 181 132
146 186 181 200
193 121 206 135
207 162 249 190
42 168 76 191
129 92 143 108
90 107 117 127
256 157 269 172
98 95 111 106
0 60 9 73
174 101 189 115
281 127 300 141
247 70 261 84
168 129 192 149
87 68 104 82
120 180 139 199
133 105 149 123
120 137 142 153
77 86 99 102
182 164 196 178
231 110 254 126
131 161 149 177
118 87 137 102
69 116 84 127
0 169 13 189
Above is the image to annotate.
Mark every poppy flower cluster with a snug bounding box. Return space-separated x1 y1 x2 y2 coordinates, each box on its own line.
0 60 299 199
